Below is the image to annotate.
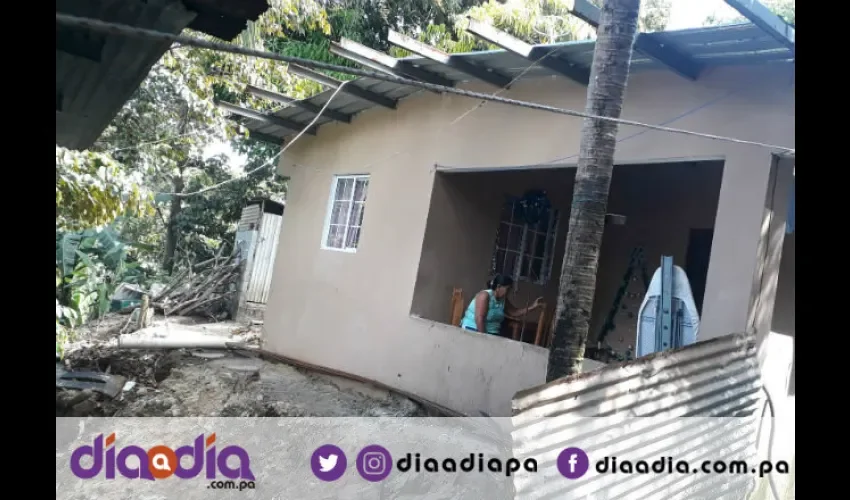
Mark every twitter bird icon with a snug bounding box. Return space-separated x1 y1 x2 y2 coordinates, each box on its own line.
311 445 348 481
319 454 338 472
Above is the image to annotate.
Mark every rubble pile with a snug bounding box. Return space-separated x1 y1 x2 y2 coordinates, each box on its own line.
152 256 240 318
56 317 428 418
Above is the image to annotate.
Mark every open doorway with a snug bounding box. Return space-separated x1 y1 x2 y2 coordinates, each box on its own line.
410 160 725 362
685 228 713 315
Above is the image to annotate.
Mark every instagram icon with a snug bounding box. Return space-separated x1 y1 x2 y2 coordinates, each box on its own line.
356 445 393 482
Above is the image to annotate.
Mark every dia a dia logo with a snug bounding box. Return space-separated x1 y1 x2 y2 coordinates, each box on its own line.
69 433 255 481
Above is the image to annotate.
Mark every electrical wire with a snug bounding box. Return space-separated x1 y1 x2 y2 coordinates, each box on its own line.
165 81 349 198
448 34 573 127
539 87 743 165
102 81 312 156
756 384 782 500
55 13 795 154
289 26 591 188
106 131 201 154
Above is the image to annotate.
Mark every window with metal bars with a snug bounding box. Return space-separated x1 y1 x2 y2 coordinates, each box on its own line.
322 175 369 252
491 200 560 284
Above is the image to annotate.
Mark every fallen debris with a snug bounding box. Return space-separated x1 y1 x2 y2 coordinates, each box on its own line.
152 255 239 318
57 319 431 418
109 283 145 312
117 329 237 349
56 368 126 398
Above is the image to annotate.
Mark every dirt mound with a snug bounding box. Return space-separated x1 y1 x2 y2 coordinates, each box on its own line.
57 342 427 417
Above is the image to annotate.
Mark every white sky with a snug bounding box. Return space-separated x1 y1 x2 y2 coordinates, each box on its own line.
666 0 742 29
204 140 249 172
208 0 746 173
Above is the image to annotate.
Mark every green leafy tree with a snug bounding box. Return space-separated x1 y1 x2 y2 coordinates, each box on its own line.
704 0 794 26
638 0 671 32
56 147 150 231
170 148 286 269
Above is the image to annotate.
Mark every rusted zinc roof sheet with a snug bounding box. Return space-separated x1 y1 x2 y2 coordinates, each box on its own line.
511 332 765 500
56 0 269 151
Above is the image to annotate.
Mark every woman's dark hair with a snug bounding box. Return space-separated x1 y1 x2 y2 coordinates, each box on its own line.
488 274 514 290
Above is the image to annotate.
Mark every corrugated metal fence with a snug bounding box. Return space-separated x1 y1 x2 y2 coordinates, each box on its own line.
511 333 767 500
238 203 262 232
245 212 282 304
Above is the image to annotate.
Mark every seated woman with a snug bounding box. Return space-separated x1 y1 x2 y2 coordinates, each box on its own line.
459 274 543 336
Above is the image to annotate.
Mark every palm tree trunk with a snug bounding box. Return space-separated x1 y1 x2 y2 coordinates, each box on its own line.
546 0 641 381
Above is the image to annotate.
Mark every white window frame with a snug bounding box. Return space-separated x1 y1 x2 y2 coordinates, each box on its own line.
321 174 370 253
492 200 560 285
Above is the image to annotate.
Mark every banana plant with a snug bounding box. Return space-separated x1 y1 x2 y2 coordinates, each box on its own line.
56 224 148 329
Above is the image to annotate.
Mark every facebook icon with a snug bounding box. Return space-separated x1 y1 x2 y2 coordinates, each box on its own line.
557 447 590 479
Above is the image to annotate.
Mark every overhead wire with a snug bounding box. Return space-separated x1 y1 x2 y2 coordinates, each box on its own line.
102 68 314 155
286 30 580 176
168 81 349 198
55 13 795 154
106 131 201 154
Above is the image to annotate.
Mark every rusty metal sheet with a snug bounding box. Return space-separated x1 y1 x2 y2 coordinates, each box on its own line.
56 370 127 398
245 212 282 304
511 333 764 500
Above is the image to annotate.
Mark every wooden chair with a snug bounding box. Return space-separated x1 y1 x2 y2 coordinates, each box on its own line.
450 288 551 347
450 288 464 327
508 304 550 346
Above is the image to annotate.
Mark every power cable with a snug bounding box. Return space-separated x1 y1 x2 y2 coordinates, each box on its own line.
106 131 200 154
101 83 311 155
165 81 349 198
55 13 795 155
128 19 575 198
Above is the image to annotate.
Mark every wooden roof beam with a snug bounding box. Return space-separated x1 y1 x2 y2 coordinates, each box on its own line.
568 0 703 81
245 85 353 123
387 30 512 89
465 19 590 86
216 101 317 135
723 0 795 52
288 64 397 109
330 38 455 88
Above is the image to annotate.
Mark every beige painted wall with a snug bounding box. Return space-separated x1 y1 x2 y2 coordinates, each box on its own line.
762 233 795 496
413 161 723 352
266 63 795 415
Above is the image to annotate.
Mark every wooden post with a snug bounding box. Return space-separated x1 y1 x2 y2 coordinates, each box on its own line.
138 294 151 330
534 304 549 346
450 288 464 326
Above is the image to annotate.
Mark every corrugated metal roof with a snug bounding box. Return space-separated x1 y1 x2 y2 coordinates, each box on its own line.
240 23 794 141
245 212 282 304
56 0 270 151
57 0 195 150
237 204 262 231
510 332 764 499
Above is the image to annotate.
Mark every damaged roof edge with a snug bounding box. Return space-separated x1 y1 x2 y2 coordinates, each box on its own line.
237 22 793 142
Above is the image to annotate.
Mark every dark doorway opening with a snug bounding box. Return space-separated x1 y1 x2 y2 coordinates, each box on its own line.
685 228 713 315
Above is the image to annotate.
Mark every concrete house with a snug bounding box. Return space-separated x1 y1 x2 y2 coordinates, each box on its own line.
232 19 795 417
